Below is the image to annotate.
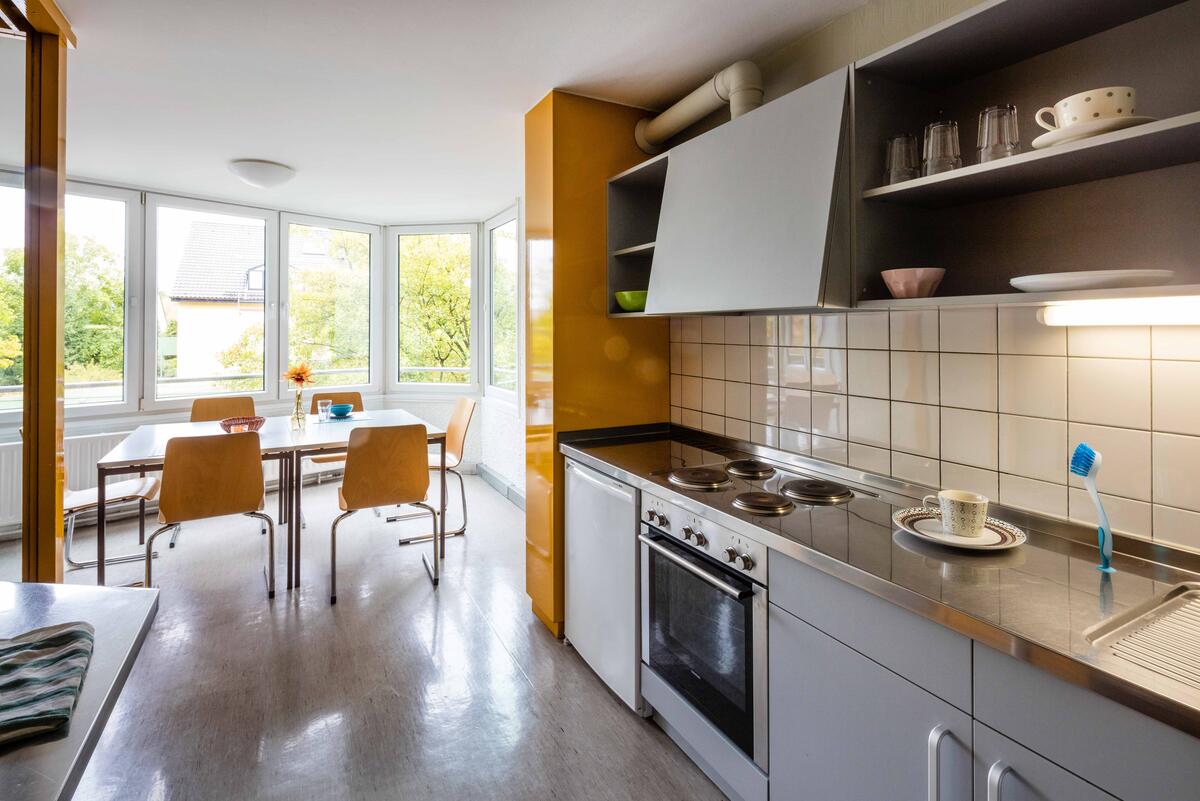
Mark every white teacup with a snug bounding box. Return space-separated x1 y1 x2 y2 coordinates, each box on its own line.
922 490 989 538
1036 86 1137 132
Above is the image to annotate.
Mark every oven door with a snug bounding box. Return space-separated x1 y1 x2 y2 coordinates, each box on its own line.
640 527 767 770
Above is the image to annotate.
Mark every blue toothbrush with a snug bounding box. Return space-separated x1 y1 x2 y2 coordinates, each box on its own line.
1070 442 1115 573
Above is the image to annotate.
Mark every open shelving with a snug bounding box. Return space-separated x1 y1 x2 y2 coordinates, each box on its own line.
606 153 667 317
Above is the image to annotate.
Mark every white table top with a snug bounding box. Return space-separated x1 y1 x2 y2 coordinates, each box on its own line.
97 409 446 471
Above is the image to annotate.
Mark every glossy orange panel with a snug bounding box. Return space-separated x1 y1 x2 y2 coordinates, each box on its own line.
524 90 670 635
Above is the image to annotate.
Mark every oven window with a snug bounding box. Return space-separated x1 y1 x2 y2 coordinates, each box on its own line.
647 538 754 755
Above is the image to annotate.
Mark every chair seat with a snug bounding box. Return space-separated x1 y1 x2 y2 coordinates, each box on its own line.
64 476 159 514
310 453 346 465
158 495 266 524
428 452 462 470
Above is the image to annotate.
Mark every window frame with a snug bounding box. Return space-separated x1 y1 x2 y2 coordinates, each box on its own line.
278 212 383 398
385 222 481 398
482 204 521 411
142 193 280 411
0 172 143 422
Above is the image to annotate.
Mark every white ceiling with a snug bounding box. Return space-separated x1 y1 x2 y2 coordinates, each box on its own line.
0 0 861 224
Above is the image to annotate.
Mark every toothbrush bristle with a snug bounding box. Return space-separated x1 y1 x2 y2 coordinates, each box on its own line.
1070 442 1096 477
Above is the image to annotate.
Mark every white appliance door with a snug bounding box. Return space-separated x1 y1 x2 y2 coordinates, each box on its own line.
564 459 640 711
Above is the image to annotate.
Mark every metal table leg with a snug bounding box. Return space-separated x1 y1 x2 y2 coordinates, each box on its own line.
293 449 303 586
439 440 447 559
96 468 106 586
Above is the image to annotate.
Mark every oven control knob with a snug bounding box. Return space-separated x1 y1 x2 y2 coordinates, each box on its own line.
682 526 708 547
646 509 658 524
657 514 670 528
693 530 708 547
682 526 695 541
734 553 756 571
723 547 738 563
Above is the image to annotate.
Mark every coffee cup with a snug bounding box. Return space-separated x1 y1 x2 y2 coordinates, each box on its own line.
922 490 988 537
1036 86 1136 132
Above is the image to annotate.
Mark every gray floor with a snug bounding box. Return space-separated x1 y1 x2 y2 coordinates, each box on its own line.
3 476 724 801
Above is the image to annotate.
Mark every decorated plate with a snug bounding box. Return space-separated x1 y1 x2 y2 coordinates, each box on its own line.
892 507 1026 551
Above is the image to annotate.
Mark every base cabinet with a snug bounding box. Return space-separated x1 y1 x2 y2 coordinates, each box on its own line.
973 723 1119 801
768 604 972 801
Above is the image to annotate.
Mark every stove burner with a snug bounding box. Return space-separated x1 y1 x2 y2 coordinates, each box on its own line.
725 459 776 480
668 466 732 491
780 478 854 505
732 491 795 516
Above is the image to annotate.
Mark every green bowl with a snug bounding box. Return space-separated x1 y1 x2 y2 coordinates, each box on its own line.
614 290 648 312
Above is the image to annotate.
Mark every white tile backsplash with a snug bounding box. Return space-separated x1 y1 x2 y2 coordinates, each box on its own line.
939 307 997 353
1067 358 1150 429
672 308 1200 545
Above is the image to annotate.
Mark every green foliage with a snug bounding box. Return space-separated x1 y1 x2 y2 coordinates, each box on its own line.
0 235 125 389
397 233 471 383
489 222 518 391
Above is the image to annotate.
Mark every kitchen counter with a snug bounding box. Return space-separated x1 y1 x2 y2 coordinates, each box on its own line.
561 427 1200 739
0 581 159 801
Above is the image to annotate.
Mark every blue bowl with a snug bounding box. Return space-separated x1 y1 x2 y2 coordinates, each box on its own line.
329 403 353 418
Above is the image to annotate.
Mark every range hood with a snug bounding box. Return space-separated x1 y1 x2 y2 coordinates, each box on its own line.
644 68 850 315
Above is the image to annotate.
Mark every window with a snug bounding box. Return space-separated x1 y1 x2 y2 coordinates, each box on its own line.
283 218 374 388
0 179 134 413
149 199 272 400
394 228 473 384
487 213 518 393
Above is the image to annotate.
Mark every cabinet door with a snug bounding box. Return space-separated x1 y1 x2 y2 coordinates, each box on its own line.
973 723 1119 801
769 604 972 801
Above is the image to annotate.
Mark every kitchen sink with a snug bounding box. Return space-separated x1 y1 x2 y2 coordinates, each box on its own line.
1084 582 1200 691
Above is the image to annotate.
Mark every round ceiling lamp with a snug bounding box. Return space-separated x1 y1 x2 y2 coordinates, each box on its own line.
228 159 296 189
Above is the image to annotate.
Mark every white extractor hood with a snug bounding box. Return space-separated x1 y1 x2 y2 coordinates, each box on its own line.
645 68 851 315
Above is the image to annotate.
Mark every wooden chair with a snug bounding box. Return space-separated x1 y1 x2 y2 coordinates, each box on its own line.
144 431 275 598
389 396 476 544
189 395 255 422
331 424 438 603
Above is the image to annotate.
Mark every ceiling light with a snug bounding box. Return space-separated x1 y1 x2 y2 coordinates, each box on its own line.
228 159 295 189
1038 296 1200 326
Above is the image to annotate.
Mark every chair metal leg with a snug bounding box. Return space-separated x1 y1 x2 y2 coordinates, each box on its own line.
246 512 275 599
395 468 466 544
329 510 356 604
411 502 438 586
144 523 176 588
169 524 183 548
65 509 158 571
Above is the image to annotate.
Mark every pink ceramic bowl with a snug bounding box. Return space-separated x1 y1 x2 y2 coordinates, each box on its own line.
882 268 945 299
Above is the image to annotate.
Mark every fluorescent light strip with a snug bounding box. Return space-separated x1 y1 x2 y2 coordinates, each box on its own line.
1038 296 1200 326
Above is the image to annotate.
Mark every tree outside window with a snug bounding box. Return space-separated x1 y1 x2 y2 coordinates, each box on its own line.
489 219 518 392
396 232 472 384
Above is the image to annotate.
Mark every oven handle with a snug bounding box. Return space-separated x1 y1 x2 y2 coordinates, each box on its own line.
638 534 751 600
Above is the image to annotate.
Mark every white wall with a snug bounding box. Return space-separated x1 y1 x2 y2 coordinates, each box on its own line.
480 395 524 494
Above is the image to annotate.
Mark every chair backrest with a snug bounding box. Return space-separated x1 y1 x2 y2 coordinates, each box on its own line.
190 395 255 422
444 396 476 467
310 390 365 414
341 425 429 511
158 432 264 524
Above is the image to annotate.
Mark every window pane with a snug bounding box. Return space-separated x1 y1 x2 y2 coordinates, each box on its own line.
396 232 471 384
0 187 129 411
65 194 127 407
0 184 22 412
287 223 370 387
489 219 518 391
155 206 266 398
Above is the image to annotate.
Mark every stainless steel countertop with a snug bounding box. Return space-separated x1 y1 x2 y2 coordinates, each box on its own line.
560 430 1200 739
0 582 159 801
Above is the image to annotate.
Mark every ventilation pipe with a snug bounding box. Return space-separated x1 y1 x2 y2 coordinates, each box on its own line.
635 60 764 154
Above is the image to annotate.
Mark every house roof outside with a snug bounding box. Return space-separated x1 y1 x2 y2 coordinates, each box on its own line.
169 221 338 303
169 220 266 303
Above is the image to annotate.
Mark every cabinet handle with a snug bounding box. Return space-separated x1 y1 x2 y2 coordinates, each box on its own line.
927 724 950 801
986 761 1012 801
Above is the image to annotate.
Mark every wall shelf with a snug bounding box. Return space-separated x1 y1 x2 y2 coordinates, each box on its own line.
862 112 1200 207
608 311 654 318
611 241 656 257
856 282 1200 309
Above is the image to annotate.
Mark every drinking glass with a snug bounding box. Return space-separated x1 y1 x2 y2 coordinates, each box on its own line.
977 104 1020 163
922 120 961 176
317 399 332 422
884 134 919 184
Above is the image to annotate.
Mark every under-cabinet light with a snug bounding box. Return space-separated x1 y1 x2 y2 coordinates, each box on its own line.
1038 296 1200 327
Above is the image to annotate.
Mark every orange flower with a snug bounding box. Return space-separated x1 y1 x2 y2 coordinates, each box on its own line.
283 363 313 387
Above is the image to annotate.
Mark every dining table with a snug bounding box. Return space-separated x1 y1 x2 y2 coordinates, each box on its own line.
93 408 448 589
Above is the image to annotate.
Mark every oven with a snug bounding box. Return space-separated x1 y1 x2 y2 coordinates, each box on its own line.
639 523 768 771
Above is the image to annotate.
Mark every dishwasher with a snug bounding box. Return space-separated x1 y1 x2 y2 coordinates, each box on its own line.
564 458 643 713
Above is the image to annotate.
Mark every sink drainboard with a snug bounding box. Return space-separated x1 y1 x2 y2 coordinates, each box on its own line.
1085 583 1200 691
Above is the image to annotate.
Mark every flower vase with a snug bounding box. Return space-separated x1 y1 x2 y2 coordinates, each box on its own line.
291 388 306 430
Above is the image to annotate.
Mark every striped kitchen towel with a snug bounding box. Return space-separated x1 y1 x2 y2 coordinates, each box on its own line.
0 621 95 745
